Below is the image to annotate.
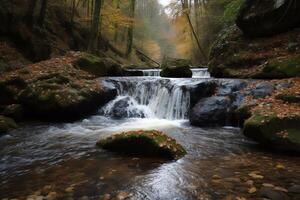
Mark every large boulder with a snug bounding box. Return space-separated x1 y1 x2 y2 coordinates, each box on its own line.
0 53 117 121
0 115 18 134
73 53 124 77
236 0 300 37
97 130 186 159
190 96 232 126
208 25 300 78
160 58 192 78
243 111 300 152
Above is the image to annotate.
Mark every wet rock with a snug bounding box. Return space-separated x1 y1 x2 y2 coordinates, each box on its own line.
160 58 192 78
236 0 300 37
258 187 289 200
189 80 218 107
250 82 274 98
97 130 186 159
0 115 18 134
216 80 247 96
190 96 232 126
123 70 143 76
105 97 145 119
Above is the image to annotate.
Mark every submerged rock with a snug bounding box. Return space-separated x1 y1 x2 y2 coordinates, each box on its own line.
97 130 186 159
0 115 17 133
236 0 300 37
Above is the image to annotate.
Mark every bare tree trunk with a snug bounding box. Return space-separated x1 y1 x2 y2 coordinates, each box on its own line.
38 0 49 26
181 0 207 62
88 0 102 53
126 0 136 57
26 0 38 26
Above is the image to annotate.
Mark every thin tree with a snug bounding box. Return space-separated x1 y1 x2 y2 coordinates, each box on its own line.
26 0 38 26
126 0 136 57
180 0 207 62
88 0 102 53
38 0 49 26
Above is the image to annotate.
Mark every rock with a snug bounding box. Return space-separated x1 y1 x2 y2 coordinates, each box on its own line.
243 111 300 153
208 25 300 79
189 80 218 107
73 53 124 77
116 192 132 200
1 104 25 121
97 130 186 159
190 96 232 126
288 185 300 194
123 70 143 76
236 0 300 37
0 53 117 122
251 82 274 98
160 58 192 78
103 97 146 119
258 187 289 200
0 115 18 133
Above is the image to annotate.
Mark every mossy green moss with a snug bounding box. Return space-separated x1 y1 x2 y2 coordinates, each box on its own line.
74 53 108 77
97 130 187 159
0 115 18 133
276 93 300 103
258 55 300 78
222 0 244 24
243 111 300 152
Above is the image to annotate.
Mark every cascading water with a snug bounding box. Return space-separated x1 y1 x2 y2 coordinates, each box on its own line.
102 78 191 120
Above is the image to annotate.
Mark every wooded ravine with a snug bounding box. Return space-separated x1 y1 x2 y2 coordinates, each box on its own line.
0 0 300 199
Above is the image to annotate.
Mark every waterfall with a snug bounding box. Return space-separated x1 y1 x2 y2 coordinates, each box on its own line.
102 78 192 120
139 68 210 78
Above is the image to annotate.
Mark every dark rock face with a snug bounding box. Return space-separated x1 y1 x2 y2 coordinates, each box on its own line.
250 82 274 98
237 0 300 37
189 80 218 107
123 70 143 76
190 96 232 126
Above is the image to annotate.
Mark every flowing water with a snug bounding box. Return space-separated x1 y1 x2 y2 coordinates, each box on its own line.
1 69 300 200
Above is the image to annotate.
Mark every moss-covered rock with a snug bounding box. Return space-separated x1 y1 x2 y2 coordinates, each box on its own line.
74 53 124 77
254 55 300 78
276 93 300 104
97 130 186 159
0 53 117 121
160 58 192 78
243 111 300 153
2 104 25 121
0 115 18 134
208 25 300 79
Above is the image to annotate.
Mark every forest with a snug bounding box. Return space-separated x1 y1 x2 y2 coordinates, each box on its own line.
0 0 300 200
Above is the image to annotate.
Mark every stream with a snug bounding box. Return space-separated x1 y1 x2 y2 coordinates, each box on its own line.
1 69 300 200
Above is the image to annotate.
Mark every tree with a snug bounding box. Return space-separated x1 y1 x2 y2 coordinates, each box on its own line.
38 0 49 26
88 0 102 53
26 0 38 26
126 0 136 57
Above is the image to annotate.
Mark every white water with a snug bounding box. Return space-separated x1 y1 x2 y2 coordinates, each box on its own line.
102 78 192 120
140 68 210 78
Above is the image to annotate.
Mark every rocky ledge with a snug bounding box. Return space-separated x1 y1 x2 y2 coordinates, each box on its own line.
0 52 117 130
97 130 187 159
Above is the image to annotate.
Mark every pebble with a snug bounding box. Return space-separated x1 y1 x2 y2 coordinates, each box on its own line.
46 192 57 200
245 180 254 186
274 186 288 193
116 191 132 200
275 164 286 170
212 175 221 179
262 183 275 188
101 193 111 200
248 172 264 179
65 186 74 193
248 187 257 194
99 176 105 180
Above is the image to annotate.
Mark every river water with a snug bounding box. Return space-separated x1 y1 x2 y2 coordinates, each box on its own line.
1 69 300 200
